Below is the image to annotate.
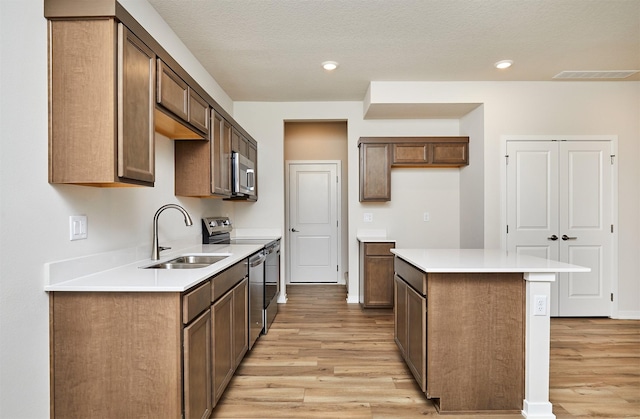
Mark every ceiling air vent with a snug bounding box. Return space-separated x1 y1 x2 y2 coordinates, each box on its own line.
553 70 638 79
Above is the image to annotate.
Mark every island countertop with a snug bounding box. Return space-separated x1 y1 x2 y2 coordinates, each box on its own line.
391 248 590 274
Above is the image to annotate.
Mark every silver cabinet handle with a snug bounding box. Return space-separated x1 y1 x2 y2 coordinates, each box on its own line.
562 234 577 240
291 228 299 232
547 235 558 241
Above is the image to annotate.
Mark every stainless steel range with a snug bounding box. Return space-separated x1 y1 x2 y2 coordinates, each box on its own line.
202 216 280 344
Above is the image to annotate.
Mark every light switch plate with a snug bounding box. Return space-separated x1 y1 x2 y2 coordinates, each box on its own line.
69 215 88 241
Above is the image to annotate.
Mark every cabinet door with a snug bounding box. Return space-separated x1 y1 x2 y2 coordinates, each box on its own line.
232 278 249 366
394 275 408 357
363 243 394 308
211 111 232 196
212 291 233 405
430 142 468 165
359 143 391 201
406 285 427 393
184 309 212 419
188 89 209 135
157 59 188 120
392 143 428 165
117 24 155 183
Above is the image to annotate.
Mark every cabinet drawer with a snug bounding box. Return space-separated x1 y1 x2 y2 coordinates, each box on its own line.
212 260 248 302
183 280 211 324
365 242 394 256
394 257 427 296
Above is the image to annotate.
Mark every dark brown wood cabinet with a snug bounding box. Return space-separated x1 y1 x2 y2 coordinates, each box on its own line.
360 242 395 308
184 308 212 419
359 137 469 202
48 19 156 186
359 142 391 201
393 256 525 414
174 109 232 198
156 59 209 139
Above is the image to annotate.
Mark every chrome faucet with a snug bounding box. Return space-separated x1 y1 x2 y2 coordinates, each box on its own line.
151 204 193 260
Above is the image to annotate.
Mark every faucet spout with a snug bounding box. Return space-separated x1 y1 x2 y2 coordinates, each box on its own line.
151 204 193 260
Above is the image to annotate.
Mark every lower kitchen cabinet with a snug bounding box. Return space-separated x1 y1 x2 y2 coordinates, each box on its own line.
49 260 249 419
394 274 426 391
360 242 395 308
212 277 248 406
184 309 212 419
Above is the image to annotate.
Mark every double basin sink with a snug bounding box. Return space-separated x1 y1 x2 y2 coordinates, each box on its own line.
144 254 229 269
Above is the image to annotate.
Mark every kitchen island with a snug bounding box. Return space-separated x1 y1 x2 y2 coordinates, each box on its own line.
391 249 589 419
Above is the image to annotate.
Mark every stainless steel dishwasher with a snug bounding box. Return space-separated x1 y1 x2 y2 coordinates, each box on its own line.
248 250 266 349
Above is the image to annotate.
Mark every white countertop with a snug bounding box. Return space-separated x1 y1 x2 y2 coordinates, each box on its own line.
357 236 396 243
391 248 590 273
45 244 265 292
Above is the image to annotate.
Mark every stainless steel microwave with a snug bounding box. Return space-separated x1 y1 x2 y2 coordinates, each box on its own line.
231 151 255 197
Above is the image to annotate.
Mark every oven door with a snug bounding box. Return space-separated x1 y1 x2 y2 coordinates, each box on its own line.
232 151 255 197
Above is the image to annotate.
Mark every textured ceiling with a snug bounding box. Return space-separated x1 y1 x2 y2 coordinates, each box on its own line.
146 0 640 102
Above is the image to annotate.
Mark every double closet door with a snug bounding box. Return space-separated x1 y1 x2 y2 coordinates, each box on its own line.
506 140 614 317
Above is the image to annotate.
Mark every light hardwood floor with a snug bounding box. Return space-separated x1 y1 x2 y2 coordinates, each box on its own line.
212 285 640 419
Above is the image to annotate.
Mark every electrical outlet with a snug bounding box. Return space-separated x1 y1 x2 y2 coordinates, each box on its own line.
533 295 547 316
69 215 88 241
423 212 430 222
363 213 373 223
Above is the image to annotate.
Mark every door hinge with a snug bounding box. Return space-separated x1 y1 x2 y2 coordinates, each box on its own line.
610 155 615 165
611 293 614 302
337 220 339 227
506 225 509 234
336 175 339 183
611 224 614 233
505 154 509 165
337 265 339 272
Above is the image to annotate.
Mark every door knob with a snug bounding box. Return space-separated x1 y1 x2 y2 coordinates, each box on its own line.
562 234 577 241
547 235 558 241
291 228 299 232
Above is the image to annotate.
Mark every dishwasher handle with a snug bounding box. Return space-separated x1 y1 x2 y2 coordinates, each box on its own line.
249 251 266 267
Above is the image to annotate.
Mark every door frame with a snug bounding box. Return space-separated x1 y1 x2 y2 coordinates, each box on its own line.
500 135 619 317
285 160 343 285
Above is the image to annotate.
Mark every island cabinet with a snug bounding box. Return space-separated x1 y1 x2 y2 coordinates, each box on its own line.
48 19 156 186
175 109 232 198
155 59 209 140
393 256 525 414
359 242 395 308
49 259 249 419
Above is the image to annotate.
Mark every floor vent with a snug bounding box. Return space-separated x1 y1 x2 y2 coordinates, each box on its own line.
553 70 638 79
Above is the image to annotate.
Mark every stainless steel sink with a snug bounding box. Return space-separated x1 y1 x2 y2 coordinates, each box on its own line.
144 254 229 269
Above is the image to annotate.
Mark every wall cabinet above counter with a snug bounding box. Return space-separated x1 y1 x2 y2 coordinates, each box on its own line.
45 0 258 192
358 137 469 202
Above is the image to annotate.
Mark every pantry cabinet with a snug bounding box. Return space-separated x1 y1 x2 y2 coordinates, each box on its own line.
48 19 155 186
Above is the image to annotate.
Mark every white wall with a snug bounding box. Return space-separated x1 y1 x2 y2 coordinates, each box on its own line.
0 1 236 417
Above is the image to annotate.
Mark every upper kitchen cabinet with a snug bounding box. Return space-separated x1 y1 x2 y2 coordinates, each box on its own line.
175 110 232 198
155 59 209 140
48 19 156 186
359 137 469 202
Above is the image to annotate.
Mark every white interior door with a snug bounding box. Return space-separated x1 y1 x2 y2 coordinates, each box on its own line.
288 163 339 283
558 141 612 316
507 140 613 317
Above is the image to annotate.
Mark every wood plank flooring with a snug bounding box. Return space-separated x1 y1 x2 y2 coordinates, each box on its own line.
212 285 640 419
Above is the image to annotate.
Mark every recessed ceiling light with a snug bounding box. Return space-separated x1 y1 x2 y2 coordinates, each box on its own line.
495 60 513 69
322 61 339 71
